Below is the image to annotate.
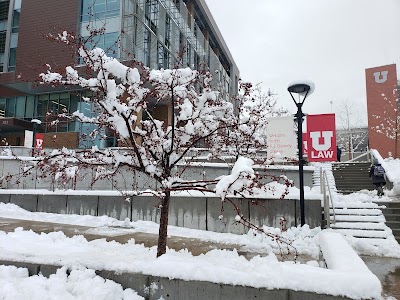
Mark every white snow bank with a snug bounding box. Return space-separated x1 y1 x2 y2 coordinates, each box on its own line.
319 231 381 298
0 202 321 258
320 231 370 273
0 229 382 299
0 265 143 300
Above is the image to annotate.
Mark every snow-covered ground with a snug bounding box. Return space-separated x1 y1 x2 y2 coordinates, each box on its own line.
0 192 398 299
0 210 380 299
0 265 143 300
2 157 400 299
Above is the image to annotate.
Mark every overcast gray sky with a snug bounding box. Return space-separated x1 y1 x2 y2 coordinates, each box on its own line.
204 0 400 127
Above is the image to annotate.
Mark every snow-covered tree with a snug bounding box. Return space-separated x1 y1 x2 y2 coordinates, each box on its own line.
372 90 400 158
337 101 368 159
18 31 292 257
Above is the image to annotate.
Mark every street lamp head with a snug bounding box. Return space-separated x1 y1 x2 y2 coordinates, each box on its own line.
288 83 310 94
287 80 315 104
31 119 42 125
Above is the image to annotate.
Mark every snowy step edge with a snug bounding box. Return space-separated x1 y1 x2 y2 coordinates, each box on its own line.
331 204 385 209
331 209 383 216
331 222 387 231
331 215 386 222
331 229 388 239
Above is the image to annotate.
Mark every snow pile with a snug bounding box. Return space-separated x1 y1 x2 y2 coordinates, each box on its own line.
319 232 381 298
0 202 321 258
382 157 400 195
215 157 255 199
247 224 321 257
0 265 142 300
0 228 381 299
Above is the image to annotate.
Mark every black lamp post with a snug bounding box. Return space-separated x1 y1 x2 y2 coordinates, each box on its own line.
288 81 314 226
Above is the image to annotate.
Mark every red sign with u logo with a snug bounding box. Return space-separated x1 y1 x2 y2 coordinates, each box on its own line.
35 133 44 150
306 114 336 162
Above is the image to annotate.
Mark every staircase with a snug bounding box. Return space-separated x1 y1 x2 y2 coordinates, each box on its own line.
329 203 390 243
317 162 398 244
332 162 374 194
374 201 400 243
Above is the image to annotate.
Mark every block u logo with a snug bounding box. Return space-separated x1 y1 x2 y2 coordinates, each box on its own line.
309 131 333 151
373 71 388 84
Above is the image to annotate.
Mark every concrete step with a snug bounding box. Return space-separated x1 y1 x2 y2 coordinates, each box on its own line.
334 179 373 183
335 185 374 189
332 228 388 239
333 174 370 178
382 208 400 215
336 188 375 193
391 228 400 236
333 171 370 175
333 208 383 216
331 222 386 231
385 221 400 229
332 215 385 223
334 176 371 180
383 214 400 222
334 179 370 183
333 175 370 179
334 204 385 209
333 170 370 174
333 163 371 167
337 190 372 195
377 201 400 209
333 163 371 168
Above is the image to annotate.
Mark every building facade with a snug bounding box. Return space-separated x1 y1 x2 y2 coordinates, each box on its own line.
365 64 400 158
0 0 239 148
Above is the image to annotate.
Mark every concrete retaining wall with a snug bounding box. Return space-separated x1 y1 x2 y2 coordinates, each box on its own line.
4 193 322 231
0 157 314 191
0 260 350 300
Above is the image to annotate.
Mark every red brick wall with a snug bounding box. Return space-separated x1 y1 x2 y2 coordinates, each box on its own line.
16 0 79 83
365 64 400 158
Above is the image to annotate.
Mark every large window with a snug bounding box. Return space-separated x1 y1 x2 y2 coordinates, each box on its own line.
0 30 6 72
0 1 9 21
0 98 5 117
8 0 20 72
5 97 15 117
165 15 171 49
82 31 119 59
81 0 120 22
143 28 151 67
157 42 170 69
145 0 158 34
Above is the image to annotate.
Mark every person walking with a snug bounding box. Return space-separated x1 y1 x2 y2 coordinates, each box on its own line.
369 159 386 196
336 146 342 162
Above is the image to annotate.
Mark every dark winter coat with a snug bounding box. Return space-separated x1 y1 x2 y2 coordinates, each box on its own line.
369 164 386 185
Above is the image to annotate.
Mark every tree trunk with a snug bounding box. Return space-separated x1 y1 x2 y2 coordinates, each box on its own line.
156 191 170 257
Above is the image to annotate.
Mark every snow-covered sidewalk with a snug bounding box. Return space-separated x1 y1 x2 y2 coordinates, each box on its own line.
0 200 396 299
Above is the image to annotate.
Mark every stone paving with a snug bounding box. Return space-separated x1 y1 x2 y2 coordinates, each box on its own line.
0 217 245 256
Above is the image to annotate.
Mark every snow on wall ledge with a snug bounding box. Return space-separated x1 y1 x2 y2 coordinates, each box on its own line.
319 231 381 299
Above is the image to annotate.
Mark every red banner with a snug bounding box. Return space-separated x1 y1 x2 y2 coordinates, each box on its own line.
306 114 336 162
35 133 44 150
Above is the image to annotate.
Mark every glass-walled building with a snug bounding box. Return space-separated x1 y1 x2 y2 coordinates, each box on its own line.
0 0 240 149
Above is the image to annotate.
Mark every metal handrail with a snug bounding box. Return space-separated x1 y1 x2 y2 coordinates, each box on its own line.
346 149 371 163
320 167 336 228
